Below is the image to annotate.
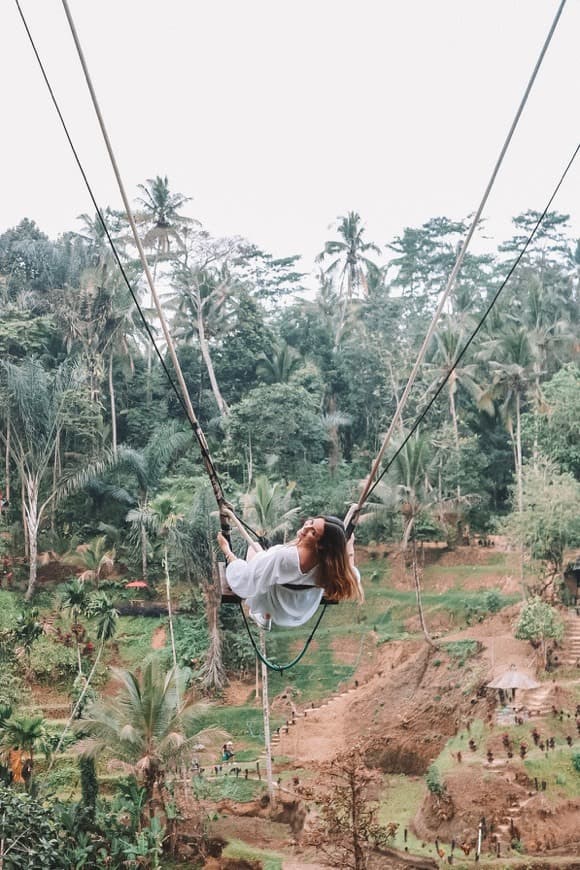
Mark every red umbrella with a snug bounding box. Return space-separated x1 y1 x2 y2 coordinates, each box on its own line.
125 580 149 588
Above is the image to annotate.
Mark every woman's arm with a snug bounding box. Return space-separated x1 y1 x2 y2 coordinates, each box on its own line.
216 533 282 599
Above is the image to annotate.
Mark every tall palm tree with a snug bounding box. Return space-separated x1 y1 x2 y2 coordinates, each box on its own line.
77 661 214 821
171 264 236 417
67 535 116 587
135 176 195 259
96 424 192 581
53 592 119 759
135 175 198 406
127 495 185 702
316 212 380 347
317 212 380 302
478 325 536 517
364 433 437 647
61 579 92 678
427 317 481 452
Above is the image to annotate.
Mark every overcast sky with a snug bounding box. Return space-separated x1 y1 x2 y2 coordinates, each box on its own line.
2 1 579 273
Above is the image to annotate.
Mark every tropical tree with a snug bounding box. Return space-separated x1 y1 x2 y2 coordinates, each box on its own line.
478 325 536 518
426 317 481 451
317 212 380 302
135 176 195 259
503 456 580 584
515 596 564 669
66 535 116 587
127 495 186 698
241 475 299 544
171 264 236 416
256 343 302 385
91 424 192 581
1 714 48 788
0 358 96 599
60 579 92 677
364 433 437 646
53 592 119 759
316 212 380 346
77 661 214 821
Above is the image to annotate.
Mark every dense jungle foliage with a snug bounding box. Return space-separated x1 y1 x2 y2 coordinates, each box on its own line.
0 179 579 866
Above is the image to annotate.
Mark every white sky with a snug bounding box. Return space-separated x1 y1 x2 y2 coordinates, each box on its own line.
2 1 579 274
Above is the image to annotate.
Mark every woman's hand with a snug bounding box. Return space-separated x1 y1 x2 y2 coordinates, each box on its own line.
217 532 233 559
346 533 355 562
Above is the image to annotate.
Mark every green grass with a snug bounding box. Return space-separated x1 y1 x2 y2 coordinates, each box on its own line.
434 718 488 774
114 616 160 667
523 748 580 799
194 775 263 802
222 838 283 870
193 704 283 748
0 591 19 630
377 775 431 855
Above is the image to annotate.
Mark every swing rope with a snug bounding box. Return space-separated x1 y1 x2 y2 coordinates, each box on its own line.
238 601 329 673
16 0 575 673
346 0 569 534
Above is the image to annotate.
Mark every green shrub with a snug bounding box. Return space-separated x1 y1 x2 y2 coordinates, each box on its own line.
443 640 480 667
28 636 78 684
426 764 445 796
572 752 580 773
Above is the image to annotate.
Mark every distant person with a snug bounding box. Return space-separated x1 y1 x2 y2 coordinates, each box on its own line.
217 515 362 629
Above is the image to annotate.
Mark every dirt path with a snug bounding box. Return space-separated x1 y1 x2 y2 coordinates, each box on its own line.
151 626 166 650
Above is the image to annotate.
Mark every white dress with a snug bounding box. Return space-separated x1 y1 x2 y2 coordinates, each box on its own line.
225 545 322 627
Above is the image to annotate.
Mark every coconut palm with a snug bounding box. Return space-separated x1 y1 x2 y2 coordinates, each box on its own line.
60 579 92 677
478 325 536 516
256 343 302 385
1 714 48 788
53 592 119 759
67 535 116 587
127 495 186 701
241 475 300 542
77 661 215 821
364 433 437 647
317 212 380 302
135 176 195 258
316 212 380 347
426 317 481 451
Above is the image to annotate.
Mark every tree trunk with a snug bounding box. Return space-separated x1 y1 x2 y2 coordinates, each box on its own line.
327 394 341 476
109 352 118 457
197 293 229 417
411 534 436 648
164 544 180 707
260 631 275 805
141 523 148 583
4 409 10 504
21 475 29 561
24 478 39 601
51 639 106 762
515 393 525 589
200 566 225 691
50 431 61 535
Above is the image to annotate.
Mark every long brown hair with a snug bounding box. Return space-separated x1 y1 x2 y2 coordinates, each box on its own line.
315 516 363 603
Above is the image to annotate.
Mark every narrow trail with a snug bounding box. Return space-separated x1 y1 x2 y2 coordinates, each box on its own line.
151 625 166 650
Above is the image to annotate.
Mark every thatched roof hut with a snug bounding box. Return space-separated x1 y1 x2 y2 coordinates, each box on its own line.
487 666 539 691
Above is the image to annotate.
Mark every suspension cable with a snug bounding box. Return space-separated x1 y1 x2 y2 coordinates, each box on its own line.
350 0 568 525
15 0 263 541
359 142 580 507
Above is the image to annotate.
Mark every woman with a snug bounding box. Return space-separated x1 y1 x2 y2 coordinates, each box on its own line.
217 515 362 629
